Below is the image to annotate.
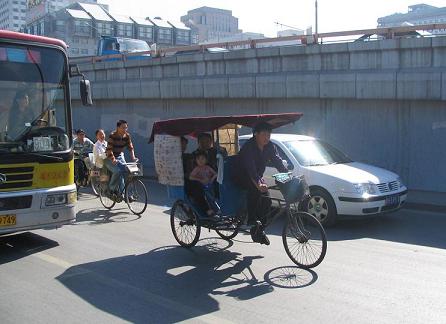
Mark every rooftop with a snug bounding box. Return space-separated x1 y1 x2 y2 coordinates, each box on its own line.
186 6 232 15
78 3 112 22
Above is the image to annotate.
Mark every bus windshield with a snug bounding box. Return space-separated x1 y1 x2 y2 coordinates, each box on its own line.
0 43 70 153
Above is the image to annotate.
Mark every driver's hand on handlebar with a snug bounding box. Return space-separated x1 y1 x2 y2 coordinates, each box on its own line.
257 183 268 193
131 156 139 162
112 159 118 165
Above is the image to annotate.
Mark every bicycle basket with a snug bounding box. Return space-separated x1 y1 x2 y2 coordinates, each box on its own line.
275 174 309 204
127 163 143 176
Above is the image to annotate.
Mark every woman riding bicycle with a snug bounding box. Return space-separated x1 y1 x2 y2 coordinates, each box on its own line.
233 122 288 245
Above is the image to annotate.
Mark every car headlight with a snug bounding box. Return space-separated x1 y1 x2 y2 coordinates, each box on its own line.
353 183 377 195
396 177 405 188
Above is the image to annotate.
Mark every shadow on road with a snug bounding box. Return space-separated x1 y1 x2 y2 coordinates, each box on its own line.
325 209 446 249
260 208 446 250
0 232 58 265
75 207 141 225
56 238 317 323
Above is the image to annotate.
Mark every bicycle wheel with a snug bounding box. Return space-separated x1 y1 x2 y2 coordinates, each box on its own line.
99 182 116 210
282 211 327 269
90 175 100 196
125 178 148 215
74 159 82 190
215 219 239 240
170 200 201 248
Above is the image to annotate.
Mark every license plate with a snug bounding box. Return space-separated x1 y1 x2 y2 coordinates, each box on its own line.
385 195 400 206
0 215 16 227
90 170 100 177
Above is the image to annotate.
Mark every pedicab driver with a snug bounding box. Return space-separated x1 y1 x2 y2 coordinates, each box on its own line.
234 122 288 245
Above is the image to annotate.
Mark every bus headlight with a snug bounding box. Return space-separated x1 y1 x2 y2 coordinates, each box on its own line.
67 191 77 204
45 193 67 206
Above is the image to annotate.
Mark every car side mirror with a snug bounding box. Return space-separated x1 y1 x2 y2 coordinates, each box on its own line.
80 78 93 106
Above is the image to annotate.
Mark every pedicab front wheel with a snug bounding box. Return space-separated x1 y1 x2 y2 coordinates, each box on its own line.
170 200 201 248
282 211 327 269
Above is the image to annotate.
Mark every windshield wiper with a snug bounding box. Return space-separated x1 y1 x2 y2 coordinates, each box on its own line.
22 152 63 161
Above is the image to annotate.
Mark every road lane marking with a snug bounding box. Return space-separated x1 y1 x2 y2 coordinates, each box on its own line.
33 252 235 324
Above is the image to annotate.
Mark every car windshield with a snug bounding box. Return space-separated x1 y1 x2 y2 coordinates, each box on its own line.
284 140 353 167
0 43 69 153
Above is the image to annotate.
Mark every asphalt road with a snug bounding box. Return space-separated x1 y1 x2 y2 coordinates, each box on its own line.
1 181 445 324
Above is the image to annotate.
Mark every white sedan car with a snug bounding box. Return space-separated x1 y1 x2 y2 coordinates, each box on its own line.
239 134 408 226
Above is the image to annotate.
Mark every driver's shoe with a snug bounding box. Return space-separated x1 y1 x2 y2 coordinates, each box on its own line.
250 222 270 245
258 231 270 246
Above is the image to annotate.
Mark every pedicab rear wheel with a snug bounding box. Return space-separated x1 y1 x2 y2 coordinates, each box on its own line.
282 211 327 269
215 219 240 240
170 200 201 248
99 182 116 210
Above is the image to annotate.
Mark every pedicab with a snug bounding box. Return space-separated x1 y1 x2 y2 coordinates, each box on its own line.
150 113 327 268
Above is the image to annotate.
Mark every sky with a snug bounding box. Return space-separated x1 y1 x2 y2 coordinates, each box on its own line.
98 0 446 37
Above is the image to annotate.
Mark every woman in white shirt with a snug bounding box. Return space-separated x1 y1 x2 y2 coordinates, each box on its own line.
93 129 107 168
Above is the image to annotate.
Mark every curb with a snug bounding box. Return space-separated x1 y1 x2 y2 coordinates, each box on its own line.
403 202 446 214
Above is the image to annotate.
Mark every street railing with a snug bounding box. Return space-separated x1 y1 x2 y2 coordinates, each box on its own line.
69 23 446 65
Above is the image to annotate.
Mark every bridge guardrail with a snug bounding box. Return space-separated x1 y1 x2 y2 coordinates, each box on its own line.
69 23 446 65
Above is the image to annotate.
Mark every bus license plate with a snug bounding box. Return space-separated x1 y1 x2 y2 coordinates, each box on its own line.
0 215 16 227
90 170 100 177
385 195 400 206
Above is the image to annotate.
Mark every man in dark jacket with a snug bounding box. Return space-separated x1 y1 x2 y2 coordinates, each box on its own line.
234 122 288 245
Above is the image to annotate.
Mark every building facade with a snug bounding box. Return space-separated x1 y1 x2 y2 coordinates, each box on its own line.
181 6 240 43
23 2 192 56
378 4 446 34
0 0 27 31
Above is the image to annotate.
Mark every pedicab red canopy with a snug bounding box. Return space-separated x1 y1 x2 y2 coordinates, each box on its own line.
149 113 303 142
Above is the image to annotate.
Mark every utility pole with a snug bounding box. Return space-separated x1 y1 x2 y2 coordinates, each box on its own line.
315 0 319 43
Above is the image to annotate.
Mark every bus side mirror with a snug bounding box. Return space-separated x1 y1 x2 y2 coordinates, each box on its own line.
80 79 93 106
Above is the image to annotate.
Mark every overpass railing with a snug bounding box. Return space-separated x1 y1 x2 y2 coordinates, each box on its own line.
69 23 446 65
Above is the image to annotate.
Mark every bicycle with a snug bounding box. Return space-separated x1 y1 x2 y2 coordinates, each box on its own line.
98 161 148 216
171 172 327 269
74 151 101 196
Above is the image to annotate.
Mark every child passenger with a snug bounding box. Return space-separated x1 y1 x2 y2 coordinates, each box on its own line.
189 151 218 216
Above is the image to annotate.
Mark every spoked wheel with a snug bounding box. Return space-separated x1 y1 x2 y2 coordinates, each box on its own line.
215 219 240 240
99 182 116 210
90 176 100 196
282 211 327 269
170 200 201 248
125 178 148 216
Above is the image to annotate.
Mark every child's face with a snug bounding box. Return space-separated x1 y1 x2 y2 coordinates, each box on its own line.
196 155 207 166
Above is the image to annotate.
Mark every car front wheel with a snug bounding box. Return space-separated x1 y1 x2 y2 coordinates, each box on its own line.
305 188 337 227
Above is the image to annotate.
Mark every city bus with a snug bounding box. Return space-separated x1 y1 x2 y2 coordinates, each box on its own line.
0 30 92 235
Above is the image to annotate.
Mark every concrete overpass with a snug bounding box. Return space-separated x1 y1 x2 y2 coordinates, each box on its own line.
70 36 446 204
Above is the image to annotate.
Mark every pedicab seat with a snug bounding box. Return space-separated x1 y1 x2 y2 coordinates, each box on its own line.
218 155 247 216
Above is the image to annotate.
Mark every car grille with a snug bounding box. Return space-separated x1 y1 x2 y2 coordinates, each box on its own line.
0 166 34 191
377 181 399 194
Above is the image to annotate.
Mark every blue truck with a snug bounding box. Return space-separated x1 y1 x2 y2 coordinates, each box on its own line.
97 36 151 60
